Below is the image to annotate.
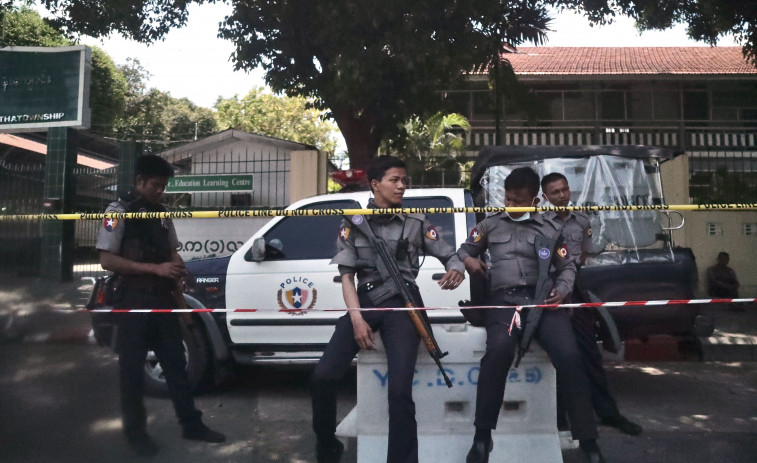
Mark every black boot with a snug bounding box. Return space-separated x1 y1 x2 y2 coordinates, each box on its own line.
316 436 344 463
579 439 606 463
600 414 643 436
182 422 226 443
466 428 493 463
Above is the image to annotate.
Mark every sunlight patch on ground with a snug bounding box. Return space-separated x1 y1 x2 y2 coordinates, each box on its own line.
90 417 122 433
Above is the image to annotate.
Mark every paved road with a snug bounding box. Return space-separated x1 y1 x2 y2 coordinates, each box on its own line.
1 341 756 463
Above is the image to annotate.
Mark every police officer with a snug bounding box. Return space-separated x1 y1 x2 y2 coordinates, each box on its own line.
458 167 605 463
96 155 225 456
542 172 642 436
311 155 465 463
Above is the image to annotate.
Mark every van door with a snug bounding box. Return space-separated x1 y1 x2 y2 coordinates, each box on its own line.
225 199 360 345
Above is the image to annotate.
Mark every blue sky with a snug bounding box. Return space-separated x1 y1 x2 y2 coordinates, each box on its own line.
70 3 739 109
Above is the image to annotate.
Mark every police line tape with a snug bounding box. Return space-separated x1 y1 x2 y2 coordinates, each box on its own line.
87 297 757 313
3 203 757 221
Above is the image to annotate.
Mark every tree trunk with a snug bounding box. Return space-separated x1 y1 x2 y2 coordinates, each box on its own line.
332 107 383 169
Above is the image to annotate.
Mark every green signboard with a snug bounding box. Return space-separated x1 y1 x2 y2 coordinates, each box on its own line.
0 45 91 132
166 174 254 193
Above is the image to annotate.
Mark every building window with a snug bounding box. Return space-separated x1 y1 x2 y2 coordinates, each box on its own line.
563 91 595 121
443 92 472 119
628 91 653 121
653 91 681 121
231 193 252 208
706 223 722 236
600 91 625 120
472 92 494 121
533 91 563 121
683 91 710 120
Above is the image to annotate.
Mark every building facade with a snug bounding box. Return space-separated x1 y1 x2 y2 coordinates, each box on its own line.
447 47 757 295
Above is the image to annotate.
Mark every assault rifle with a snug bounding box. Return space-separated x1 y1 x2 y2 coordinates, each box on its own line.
348 214 454 388
513 234 558 368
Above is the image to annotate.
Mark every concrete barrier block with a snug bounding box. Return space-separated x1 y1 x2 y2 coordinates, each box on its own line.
340 324 562 462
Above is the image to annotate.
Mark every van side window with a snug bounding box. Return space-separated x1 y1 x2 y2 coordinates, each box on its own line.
402 197 456 249
253 200 361 261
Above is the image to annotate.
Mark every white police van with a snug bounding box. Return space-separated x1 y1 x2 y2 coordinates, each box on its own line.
135 188 475 393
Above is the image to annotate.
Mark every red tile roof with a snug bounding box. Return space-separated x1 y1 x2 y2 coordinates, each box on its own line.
500 47 756 76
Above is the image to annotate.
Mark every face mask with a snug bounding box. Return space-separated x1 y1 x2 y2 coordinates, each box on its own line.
507 211 530 222
506 198 537 221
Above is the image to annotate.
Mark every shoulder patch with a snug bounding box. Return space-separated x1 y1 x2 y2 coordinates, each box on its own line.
339 225 351 240
425 225 438 240
557 243 569 259
468 227 483 243
103 217 119 232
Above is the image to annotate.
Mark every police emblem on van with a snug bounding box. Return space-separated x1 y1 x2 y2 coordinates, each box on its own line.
277 277 318 315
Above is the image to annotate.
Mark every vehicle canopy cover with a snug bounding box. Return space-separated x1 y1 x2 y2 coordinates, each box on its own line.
472 145 680 263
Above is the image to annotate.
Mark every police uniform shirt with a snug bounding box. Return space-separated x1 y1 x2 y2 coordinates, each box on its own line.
457 212 576 297
96 201 179 254
545 210 591 259
330 213 464 285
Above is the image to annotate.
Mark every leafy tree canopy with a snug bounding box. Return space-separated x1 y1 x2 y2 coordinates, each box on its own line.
380 112 471 187
37 0 757 165
40 0 551 167
214 87 339 154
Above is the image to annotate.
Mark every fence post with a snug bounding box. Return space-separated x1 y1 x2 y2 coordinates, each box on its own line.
289 150 326 203
40 127 78 282
117 140 143 198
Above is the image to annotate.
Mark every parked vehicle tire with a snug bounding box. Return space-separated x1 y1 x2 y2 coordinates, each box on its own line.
143 313 211 396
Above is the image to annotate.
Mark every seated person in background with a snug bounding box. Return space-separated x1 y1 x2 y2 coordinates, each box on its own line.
707 252 742 311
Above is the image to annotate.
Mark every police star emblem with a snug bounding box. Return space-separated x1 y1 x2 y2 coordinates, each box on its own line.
339 225 351 240
425 225 438 240
468 227 482 243
103 217 118 232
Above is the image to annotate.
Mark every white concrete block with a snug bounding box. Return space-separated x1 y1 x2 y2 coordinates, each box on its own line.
339 323 563 462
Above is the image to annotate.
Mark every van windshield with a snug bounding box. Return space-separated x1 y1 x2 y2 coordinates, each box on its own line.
481 155 671 265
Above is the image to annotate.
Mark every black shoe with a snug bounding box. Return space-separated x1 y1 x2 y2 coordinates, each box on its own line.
465 435 493 463
182 422 226 443
316 437 344 463
600 414 643 435
579 440 606 463
126 432 159 457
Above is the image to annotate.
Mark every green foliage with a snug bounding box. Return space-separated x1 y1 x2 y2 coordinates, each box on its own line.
0 5 69 47
114 87 218 152
214 87 338 154
39 0 552 167
381 112 471 187
89 46 128 133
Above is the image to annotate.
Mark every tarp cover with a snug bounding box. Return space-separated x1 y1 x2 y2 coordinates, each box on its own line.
480 153 671 264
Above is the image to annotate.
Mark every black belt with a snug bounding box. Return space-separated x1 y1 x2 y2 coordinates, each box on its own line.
503 285 535 296
357 280 417 295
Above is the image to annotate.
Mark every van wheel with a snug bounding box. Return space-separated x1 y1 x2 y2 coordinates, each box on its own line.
143 316 210 396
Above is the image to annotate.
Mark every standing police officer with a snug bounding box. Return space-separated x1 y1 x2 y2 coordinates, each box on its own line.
311 155 465 463
96 155 225 456
458 167 605 463
542 172 642 436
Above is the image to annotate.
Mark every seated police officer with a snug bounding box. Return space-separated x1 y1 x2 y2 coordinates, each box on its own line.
96 155 225 456
457 167 605 463
310 155 465 463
